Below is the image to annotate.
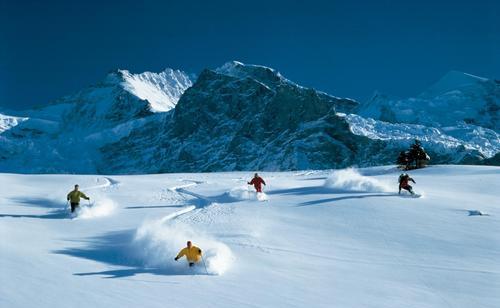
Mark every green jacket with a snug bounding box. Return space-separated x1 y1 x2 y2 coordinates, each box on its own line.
67 190 89 203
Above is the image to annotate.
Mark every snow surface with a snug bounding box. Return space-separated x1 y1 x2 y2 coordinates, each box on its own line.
1 165 499 307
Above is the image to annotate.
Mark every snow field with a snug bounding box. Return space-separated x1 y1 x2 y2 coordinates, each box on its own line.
1 166 499 308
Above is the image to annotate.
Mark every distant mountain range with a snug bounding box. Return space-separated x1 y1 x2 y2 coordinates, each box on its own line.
0 61 498 173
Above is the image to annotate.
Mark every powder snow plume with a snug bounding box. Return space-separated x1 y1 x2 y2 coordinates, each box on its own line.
132 211 234 275
228 186 268 202
75 197 116 219
324 168 392 193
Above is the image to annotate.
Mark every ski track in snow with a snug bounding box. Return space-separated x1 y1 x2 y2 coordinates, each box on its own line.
160 179 209 221
84 176 120 191
130 179 235 275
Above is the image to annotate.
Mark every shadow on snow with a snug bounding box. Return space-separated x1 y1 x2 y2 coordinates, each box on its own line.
53 230 208 278
297 193 398 206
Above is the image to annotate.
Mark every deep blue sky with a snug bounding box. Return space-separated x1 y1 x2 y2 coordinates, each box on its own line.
1 0 499 110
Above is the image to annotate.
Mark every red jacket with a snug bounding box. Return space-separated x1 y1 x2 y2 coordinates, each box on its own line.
399 177 415 188
249 177 266 188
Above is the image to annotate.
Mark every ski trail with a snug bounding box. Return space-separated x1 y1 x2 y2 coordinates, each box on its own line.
176 188 212 207
133 179 235 275
84 177 120 191
157 179 208 222
158 205 197 223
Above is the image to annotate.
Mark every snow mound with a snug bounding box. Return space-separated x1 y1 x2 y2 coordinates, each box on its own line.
324 168 392 193
75 197 116 219
132 217 234 275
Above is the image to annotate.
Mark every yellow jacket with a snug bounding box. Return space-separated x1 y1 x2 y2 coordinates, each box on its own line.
67 190 89 203
176 246 202 263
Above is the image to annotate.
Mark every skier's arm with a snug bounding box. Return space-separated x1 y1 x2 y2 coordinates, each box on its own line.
198 248 202 256
175 248 186 260
248 178 255 185
67 192 71 201
410 178 416 184
80 192 90 200
262 179 266 185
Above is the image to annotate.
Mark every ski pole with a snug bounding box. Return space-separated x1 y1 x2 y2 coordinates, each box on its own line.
201 255 209 275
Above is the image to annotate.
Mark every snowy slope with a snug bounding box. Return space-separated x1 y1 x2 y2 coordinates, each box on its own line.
1 165 499 308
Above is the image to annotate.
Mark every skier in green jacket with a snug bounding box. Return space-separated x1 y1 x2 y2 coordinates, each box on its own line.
67 184 90 213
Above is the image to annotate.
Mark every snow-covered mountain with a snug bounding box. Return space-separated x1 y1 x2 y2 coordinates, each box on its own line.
343 113 499 164
358 70 500 130
0 63 498 174
119 68 193 112
0 68 193 173
351 70 500 164
98 62 376 173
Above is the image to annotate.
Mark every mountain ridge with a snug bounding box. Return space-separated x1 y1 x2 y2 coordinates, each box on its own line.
0 62 498 174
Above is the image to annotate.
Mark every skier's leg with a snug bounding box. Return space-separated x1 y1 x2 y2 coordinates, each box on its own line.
408 185 414 194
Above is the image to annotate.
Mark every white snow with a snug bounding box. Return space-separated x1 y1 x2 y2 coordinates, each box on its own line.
343 113 500 159
119 69 193 112
0 113 28 133
1 165 499 307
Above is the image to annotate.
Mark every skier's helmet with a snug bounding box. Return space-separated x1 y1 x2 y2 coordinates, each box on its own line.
187 241 192 248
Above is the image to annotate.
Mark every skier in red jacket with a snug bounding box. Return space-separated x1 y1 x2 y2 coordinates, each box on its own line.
248 173 266 193
398 173 416 195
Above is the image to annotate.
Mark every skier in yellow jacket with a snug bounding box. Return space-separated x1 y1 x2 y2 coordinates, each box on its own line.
67 184 90 213
175 241 202 267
